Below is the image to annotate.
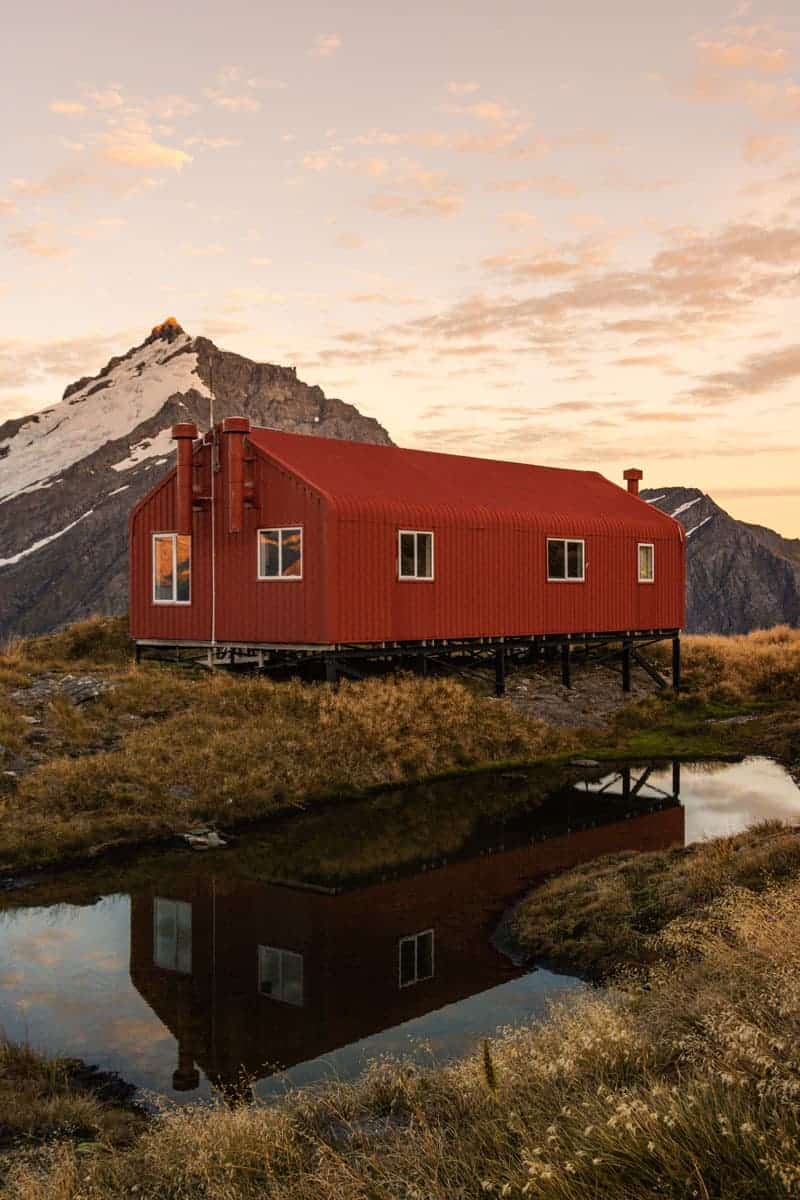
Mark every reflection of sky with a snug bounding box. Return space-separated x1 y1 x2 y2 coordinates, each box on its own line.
0 896 203 1101
0 757 797 1105
617 757 799 845
257 969 581 1100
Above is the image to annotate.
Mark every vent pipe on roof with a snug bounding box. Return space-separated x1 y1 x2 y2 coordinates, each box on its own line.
623 467 643 497
222 416 251 534
172 422 198 536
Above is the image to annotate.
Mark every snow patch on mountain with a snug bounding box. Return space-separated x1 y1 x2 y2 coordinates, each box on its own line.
0 509 94 567
111 426 176 472
686 514 714 537
670 497 702 518
0 333 208 503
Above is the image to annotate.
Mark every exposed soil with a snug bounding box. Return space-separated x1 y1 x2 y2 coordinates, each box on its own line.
505 659 662 728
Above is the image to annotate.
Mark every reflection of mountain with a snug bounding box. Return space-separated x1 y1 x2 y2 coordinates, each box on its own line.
129 766 684 1093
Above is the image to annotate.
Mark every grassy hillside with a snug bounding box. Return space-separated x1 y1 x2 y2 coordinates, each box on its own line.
1 618 798 872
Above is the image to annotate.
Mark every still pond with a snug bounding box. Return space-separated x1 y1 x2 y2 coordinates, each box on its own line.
0 756 797 1104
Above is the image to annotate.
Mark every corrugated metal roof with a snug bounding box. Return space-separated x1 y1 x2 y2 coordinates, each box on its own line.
248 428 680 536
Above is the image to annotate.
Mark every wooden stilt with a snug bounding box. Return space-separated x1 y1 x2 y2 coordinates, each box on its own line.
495 645 506 697
560 642 571 688
672 635 681 693
622 639 632 692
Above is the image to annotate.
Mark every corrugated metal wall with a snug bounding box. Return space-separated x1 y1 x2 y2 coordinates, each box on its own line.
330 507 684 642
130 436 685 644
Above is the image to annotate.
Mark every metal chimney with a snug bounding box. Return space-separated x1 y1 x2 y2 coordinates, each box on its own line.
623 468 643 496
172 422 199 535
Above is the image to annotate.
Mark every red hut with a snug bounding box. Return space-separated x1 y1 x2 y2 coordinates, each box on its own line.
129 420 685 689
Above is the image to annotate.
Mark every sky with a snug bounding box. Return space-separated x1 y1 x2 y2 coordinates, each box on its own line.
1 0 799 535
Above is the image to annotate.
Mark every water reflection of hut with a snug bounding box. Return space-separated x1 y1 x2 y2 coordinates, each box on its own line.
129 778 684 1094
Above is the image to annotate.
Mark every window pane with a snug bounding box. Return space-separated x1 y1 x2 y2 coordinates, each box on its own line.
548 540 565 579
175 901 192 973
399 937 416 987
280 528 302 577
154 898 191 972
416 533 432 578
400 533 415 577
281 951 304 1006
259 530 280 577
417 931 434 980
258 947 281 997
154 536 175 601
175 536 191 602
639 544 654 580
154 898 176 969
567 541 583 579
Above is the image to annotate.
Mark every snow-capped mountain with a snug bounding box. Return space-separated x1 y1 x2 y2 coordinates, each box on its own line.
0 319 391 638
642 487 800 634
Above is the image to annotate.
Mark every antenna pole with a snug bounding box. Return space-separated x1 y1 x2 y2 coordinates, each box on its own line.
209 359 217 653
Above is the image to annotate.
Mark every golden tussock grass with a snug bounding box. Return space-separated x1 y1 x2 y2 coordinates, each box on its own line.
1 666 573 867
510 819 800 979
0 1039 139 1166
4 858 800 1199
659 625 800 704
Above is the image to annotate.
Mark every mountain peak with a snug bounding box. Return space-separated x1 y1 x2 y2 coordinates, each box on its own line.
149 317 185 343
0 326 392 638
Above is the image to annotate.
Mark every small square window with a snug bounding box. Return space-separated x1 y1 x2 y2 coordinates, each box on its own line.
152 534 191 604
638 543 655 583
547 538 584 581
398 531 434 580
257 945 304 1005
258 528 303 579
398 929 435 987
153 898 192 973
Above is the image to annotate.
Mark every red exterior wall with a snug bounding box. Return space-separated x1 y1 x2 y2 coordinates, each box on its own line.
329 509 684 642
130 440 329 643
130 429 685 645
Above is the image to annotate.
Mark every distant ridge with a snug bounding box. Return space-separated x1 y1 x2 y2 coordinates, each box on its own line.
0 320 391 638
642 487 800 634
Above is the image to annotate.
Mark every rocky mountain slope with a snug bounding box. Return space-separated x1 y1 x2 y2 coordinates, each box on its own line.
642 487 800 634
0 319 391 638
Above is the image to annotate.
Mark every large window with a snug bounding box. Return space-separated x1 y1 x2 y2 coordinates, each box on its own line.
153 897 192 973
257 945 304 1005
258 527 303 579
152 533 191 604
399 929 435 988
547 538 585 581
398 530 434 580
638 542 655 583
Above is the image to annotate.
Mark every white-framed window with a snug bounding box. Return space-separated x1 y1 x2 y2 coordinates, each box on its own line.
257 527 303 579
398 929 435 988
152 533 191 604
257 945 304 1005
398 530 434 580
153 897 192 973
547 538 585 581
638 542 655 583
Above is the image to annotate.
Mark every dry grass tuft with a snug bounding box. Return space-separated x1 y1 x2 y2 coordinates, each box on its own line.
510 819 800 979
1 670 573 867
659 626 800 704
18 616 132 668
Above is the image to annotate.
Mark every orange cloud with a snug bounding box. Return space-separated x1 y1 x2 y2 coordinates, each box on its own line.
696 39 789 74
8 223 71 258
742 134 789 163
49 99 87 116
102 135 192 170
310 33 342 58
